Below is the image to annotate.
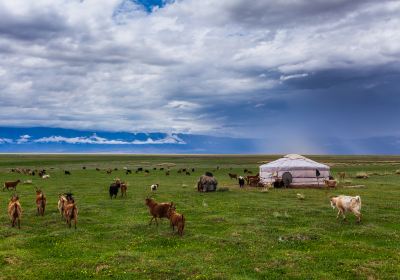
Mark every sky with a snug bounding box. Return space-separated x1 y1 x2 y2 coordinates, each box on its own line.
0 0 399 154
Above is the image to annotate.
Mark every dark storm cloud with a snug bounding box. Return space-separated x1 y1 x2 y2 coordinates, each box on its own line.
0 0 399 153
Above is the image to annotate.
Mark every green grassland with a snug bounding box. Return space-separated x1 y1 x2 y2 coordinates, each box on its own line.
0 154 400 279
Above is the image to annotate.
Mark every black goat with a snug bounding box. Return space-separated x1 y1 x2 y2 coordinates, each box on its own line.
109 181 121 199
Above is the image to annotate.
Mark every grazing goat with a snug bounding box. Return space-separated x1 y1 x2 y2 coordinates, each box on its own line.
109 179 121 199
186 171 191 176
150 184 159 191
35 189 46 216
64 170 71 175
324 179 337 188
160 167 164 171
126 169 132 175
3 180 21 191
8 194 22 228
192 168 195 172
38 170 46 177
137 167 143 172
42 174 50 179
338 172 346 180
106 169 112 174
167 204 185 236
145 198 172 226
64 198 78 229
330 195 362 223
228 173 238 180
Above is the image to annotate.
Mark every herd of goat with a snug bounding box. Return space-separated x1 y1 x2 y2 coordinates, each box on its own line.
2 167 362 234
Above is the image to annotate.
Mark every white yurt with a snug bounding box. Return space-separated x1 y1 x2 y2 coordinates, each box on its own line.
259 154 330 188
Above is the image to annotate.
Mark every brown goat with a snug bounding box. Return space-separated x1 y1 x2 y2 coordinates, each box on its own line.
58 194 68 219
64 199 78 229
145 198 172 226
35 189 47 216
120 182 127 198
167 205 185 236
228 173 238 180
338 172 346 180
3 180 21 191
8 194 22 228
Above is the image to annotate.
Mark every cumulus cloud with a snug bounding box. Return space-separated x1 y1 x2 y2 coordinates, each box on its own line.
34 133 185 145
0 137 12 144
0 0 399 140
17 134 31 144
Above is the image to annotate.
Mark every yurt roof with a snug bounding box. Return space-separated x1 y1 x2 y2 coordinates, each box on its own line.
260 154 330 171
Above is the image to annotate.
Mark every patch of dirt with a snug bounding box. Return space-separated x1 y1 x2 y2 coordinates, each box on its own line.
95 264 110 273
3 256 20 265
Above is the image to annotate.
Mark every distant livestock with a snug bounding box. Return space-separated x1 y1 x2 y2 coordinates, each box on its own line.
238 176 245 188
324 179 337 188
330 195 362 223
150 184 159 191
42 174 50 179
3 180 21 191
228 173 238 180
64 170 71 175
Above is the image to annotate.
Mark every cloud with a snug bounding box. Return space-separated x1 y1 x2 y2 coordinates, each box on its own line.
33 133 185 145
17 134 31 144
0 137 12 144
0 0 399 141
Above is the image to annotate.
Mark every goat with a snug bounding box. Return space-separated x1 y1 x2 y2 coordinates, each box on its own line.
106 169 112 174
38 170 46 177
42 174 50 179
228 173 238 180
8 194 22 228
126 169 132 175
150 184 159 191
238 176 245 188
35 189 46 216
145 198 172 226
167 204 185 236
96 168 101 171
82 166 86 170
57 192 74 219
109 179 121 199
137 167 143 172
330 195 362 223
192 168 195 172
64 170 71 175
3 180 21 191
64 198 78 229
324 179 337 188
120 182 127 198
58 194 68 219
338 172 346 180
185 171 191 176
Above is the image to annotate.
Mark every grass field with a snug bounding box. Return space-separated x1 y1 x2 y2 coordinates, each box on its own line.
0 154 400 279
